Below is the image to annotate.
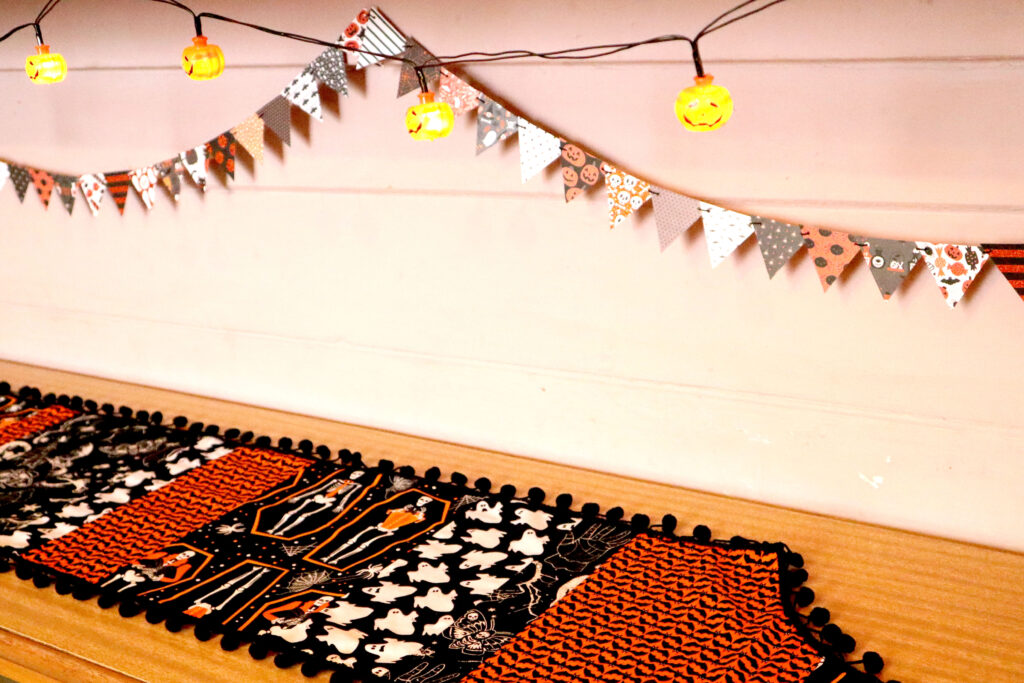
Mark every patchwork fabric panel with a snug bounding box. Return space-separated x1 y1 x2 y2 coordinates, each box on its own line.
464 533 824 683
22 447 310 581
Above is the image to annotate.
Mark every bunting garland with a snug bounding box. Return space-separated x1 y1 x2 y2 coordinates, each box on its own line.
0 5 1018 310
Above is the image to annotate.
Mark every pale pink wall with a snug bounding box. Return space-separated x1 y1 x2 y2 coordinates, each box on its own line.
0 1 1022 548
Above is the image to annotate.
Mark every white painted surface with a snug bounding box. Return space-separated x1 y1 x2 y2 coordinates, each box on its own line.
0 1 1022 549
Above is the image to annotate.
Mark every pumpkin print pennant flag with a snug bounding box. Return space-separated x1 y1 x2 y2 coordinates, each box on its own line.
78 173 106 216
130 167 160 210
856 237 922 300
28 168 55 209
651 186 700 250
560 143 604 203
8 164 31 202
179 146 208 191
980 244 1024 303
437 68 480 116
699 202 754 267
476 96 517 154
517 118 562 184
916 242 988 308
281 68 322 122
310 47 349 95
205 131 238 180
396 37 440 98
603 163 651 229
232 114 265 164
753 216 804 279
54 174 77 215
342 7 406 70
801 227 860 292
258 95 292 146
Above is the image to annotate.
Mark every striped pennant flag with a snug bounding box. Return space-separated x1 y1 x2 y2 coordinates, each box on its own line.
981 244 1024 302
104 170 132 215
343 7 406 70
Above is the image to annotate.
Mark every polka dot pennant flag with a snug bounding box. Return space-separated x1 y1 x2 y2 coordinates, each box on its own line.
476 96 517 155
855 237 921 300
231 114 265 164
281 68 322 121
258 95 292 146
650 186 700 251
8 164 30 202
130 167 159 210
396 37 439 98
560 143 604 203
179 146 208 192
156 157 184 201
342 7 406 70
28 168 55 209
517 117 562 184
0 163 9 194
602 163 651 230
78 174 106 216
205 131 238 179
980 244 1024 303
437 68 480 116
915 242 988 309
801 227 860 292
310 47 348 95
54 174 77 215
698 201 754 268
752 216 804 279
103 170 132 215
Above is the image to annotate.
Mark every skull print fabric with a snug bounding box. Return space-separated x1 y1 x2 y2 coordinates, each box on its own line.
915 242 988 308
602 163 651 230
699 201 754 268
856 238 922 300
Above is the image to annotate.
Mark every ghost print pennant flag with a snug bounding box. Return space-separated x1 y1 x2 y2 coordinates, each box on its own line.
650 187 700 250
310 47 349 94
476 96 517 154
753 216 804 279
78 174 106 216
258 95 292 146
8 164 31 202
517 117 562 183
981 244 1024 303
801 227 860 292
28 168 55 209
232 114 265 164
856 237 921 300
342 7 406 70
179 146 208 191
560 143 604 203
54 174 76 215
281 68 322 121
437 68 480 116
699 202 754 267
130 167 159 210
104 170 133 215
916 242 988 308
397 37 440 98
603 163 651 229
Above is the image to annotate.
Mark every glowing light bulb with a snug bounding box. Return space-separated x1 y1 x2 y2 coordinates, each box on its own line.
674 75 733 132
182 36 224 81
26 44 66 84
405 91 455 141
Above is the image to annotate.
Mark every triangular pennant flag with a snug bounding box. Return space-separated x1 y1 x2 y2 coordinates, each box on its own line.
310 47 348 95
281 67 322 121
476 96 517 154
156 158 183 200
801 227 861 292
28 169 55 209
603 163 651 229
856 237 921 300
343 7 406 70
54 174 76 215
205 131 237 179
78 174 106 216
699 201 754 267
232 114 265 163
981 244 1024 303
915 242 988 308
517 117 562 183
130 167 159 210
104 170 132 215
258 96 292 146
560 143 604 203
397 37 440 98
0 163 9 194
8 164 31 202
437 68 480 116
650 186 700 250
752 216 804 279
179 146 207 191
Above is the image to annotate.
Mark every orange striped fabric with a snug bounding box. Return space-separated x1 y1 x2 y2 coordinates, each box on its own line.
104 170 132 215
0 403 77 445
982 244 1024 301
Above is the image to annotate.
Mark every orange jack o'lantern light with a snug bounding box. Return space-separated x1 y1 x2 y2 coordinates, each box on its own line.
26 44 66 84
675 74 733 132
182 36 224 81
405 91 455 141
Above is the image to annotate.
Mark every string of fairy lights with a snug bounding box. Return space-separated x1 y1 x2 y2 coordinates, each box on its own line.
4 0 791 135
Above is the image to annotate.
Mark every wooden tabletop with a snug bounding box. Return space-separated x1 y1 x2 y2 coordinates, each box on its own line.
0 359 1021 683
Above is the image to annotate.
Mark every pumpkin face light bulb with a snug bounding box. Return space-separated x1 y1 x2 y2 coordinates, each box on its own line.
182 35 225 81
675 74 733 131
26 26 65 84
405 67 454 141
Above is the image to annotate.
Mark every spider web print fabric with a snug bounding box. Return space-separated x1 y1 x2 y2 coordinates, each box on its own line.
2 387 887 683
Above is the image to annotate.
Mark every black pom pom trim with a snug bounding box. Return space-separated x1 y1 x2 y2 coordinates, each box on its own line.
474 477 491 493
118 600 143 618
164 615 184 632
220 632 241 651
630 514 650 531
172 415 188 428
555 493 572 509
809 606 831 627
527 487 546 505
660 514 678 534
693 525 712 543
424 466 441 481
499 484 517 498
581 502 600 518
248 638 271 660
377 458 394 472
450 472 467 487
300 659 322 677
255 436 272 447
862 651 884 674
274 651 299 669
278 437 293 450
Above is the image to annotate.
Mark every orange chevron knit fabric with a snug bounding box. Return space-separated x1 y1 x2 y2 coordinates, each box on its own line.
464 533 823 683
23 447 310 582
0 404 77 445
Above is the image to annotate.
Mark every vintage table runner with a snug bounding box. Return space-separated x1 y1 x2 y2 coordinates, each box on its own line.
0 383 890 683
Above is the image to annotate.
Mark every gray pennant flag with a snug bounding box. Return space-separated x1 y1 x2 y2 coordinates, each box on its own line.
855 237 921 300
651 186 701 251
752 216 804 278
258 95 292 146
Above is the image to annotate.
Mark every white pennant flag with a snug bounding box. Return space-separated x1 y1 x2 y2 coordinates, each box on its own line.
281 68 323 121
130 167 159 210
915 242 989 309
517 117 562 183
179 147 207 191
699 201 754 268
78 174 106 217
0 163 9 194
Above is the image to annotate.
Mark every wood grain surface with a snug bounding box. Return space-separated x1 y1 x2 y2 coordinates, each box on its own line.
0 359 1022 683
